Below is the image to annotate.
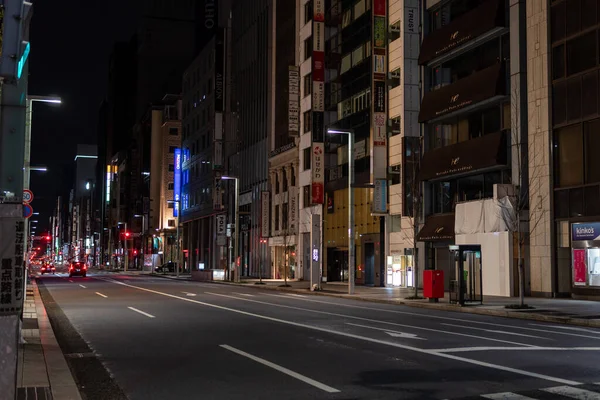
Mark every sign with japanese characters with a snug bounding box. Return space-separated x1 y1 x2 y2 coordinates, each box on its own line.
311 143 324 204
0 204 24 315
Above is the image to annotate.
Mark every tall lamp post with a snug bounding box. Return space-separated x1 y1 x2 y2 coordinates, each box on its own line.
222 176 239 283
327 128 355 295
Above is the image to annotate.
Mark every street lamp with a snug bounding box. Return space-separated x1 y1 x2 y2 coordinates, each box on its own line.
327 128 355 295
165 201 181 277
221 176 239 283
133 214 148 273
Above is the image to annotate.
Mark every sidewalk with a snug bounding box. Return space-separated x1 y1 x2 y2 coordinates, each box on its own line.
17 280 81 400
149 273 600 328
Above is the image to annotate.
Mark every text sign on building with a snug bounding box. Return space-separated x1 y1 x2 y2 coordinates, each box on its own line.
213 171 223 211
289 186 297 234
374 17 386 47
373 113 386 146
372 179 387 214
313 20 325 52
311 143 324 204
288 66 300 136
312 82 325 112
215 28 225 113
313 0 325 21
373 0 386 16
216 215 226 237
261 191 270 237
173 148 182 217
572 222 600 241
0 205 24 315
374 81 386 112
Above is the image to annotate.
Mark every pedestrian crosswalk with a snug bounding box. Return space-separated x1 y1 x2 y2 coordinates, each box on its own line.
452 383 600 400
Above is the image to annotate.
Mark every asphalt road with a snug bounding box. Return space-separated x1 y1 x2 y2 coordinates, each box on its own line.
36 272 600 400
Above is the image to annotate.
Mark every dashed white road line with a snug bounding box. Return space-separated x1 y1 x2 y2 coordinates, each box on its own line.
220 344 340 393
79 284 87 289
542 385 600 399
101 278 580 386
431 346 600 353
127 307 155 318
95 292 108 298
441 323 552 340
237 293 255 297
68 280 73 283
481 392 536 399
204 291 537 348
181 292 197 297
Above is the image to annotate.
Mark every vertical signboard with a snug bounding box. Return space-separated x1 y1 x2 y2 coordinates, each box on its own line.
0 204 24 314
310 213 321 289
311 143 324 204
261 191 270 237
289 186 298 234
216 214 226 246
371 0 388 213
213 172 223 211
173 148 181 217
288 66 300 136
215 28 225 113
310 0 326 204
573 249 587 286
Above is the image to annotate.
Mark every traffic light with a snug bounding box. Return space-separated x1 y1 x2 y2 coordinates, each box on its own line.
45 235 51 241
124 232 131 238
0 1 33 81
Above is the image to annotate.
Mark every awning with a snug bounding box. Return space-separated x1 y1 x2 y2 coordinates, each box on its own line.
418 0 506 65
417 213 455 242
418 63 505 123
418 130 506 181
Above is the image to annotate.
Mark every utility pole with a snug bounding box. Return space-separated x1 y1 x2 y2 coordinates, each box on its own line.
124 222 129 272
0 1 33 398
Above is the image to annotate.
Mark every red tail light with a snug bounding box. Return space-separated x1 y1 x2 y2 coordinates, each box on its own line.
83 266 87 270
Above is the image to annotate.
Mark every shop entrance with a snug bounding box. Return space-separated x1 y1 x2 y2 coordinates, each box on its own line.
364 243 375 285
449 245 483 305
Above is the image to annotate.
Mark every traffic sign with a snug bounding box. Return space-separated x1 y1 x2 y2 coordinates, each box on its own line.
23 204 33 219
23 189 33 203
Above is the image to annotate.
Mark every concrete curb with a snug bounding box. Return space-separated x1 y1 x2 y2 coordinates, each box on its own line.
164 278 600 329
32 280 82 400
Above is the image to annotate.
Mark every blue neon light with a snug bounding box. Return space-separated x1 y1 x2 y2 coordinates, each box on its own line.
17 42 30 80
173 148 182 217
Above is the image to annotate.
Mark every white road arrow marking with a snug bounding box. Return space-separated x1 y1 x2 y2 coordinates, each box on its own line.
347 323 427 340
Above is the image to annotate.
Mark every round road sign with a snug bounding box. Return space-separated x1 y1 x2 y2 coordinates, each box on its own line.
23 189 34 203
23 204 33 219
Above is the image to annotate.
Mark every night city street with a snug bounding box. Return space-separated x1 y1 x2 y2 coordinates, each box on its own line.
35 272 600 400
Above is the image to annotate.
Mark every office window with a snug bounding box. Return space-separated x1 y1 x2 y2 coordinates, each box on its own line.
566 31 597 76
168 202 175 209
342 9 352 28
556 124 583 187
304 0 312 24
352 45 364 67
168 182 174 190
303 111 311 133
340 54 352 74
291 166 295 187
354 0 365 19
275 173 280 194
282 170 288 192
552 45 565 80
566 76 582 121
304 37 313 60
303 147 311 170
169 164 175 172
169 127 179 135
582 71 598 117
585 119 600 183
169 146 177 153
168 219 175 227
304 73 312 97
275 205 280 231
282 203 288 230
303 185 310 207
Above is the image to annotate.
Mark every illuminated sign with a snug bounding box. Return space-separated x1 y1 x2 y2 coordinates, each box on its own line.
173 148 181 217
17 41 29 79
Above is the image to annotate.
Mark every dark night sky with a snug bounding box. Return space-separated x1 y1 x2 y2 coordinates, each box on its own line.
28 0 139 233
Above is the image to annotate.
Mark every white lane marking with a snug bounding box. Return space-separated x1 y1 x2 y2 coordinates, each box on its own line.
204 291 537 348
431 346 600 353
95 292 108 298
266 294 600 341
347 323 426 340
127 307 155 319
542 385 600 399
529 324 600 335
286 293 307 298
181 292 197 297
441 323 552 340
237 293 255 297
482 393 536 399
101 279 580 385
220 344 340 393
68 280 73 283
79 284 87 289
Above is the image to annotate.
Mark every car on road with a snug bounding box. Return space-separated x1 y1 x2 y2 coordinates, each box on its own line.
69 261 87 278
40 262 56 275
154 261 182 273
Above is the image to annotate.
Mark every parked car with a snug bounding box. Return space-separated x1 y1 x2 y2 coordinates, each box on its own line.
40 263 56 275
69 261 87 278
155 261 181 273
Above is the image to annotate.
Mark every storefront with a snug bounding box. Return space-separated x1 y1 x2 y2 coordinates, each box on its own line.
571 222 600 289
385 254 414 288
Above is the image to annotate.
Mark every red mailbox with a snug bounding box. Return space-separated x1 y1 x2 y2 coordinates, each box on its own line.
423 270 444 299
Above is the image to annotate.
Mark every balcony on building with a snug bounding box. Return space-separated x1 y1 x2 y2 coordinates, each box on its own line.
419 0 507 67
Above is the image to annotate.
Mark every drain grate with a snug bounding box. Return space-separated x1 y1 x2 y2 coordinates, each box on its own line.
16 386 52 400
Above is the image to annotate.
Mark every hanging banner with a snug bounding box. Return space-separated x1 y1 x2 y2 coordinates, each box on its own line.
173 148 182 217
261 191 270 237
288 66 300 136
311 143 324 204
0 204 24 314
289 186 298 234
573 249 587 286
